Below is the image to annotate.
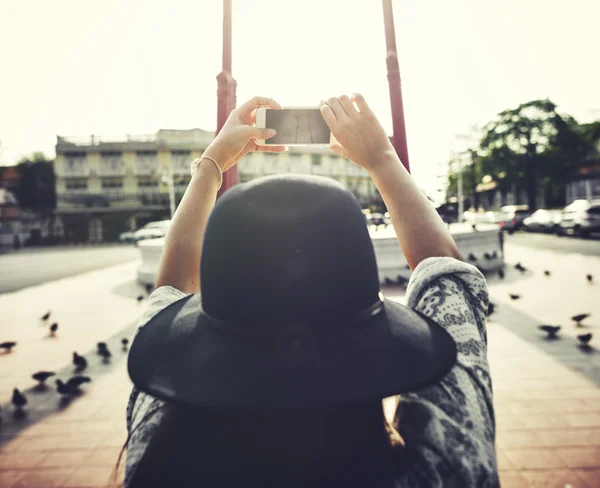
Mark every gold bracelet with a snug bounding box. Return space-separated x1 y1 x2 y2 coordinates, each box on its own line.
190 157 223 190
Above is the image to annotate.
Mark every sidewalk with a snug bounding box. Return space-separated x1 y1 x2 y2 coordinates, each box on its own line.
0 261 142 487
0 242 599 487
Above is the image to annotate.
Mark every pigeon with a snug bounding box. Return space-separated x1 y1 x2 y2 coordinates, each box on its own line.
73 352 87 371
384 278 394 286
49 323 58 337
472 224 478 232
66 375 91 391
514 262 526 272
396 275 410 286
483 252 492 261
498 269 505 280
571 313 590 326
468 253 477 262
487 302 495 317
55 379 73 396
587 274 593 284
99 346 112 361
544 270 551 277
32 371 55 384
137 295 144 303
145 283 153 294
539 325 561 338
121 338 129 350
577 333 592 346
491 251 498 259
0 341 17 353
509 293 521 300
41 311 51 322
11 388 27 410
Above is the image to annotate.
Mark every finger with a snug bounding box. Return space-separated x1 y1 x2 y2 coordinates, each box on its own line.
351 93 372 115
328 143 346 158
320 103 337 128
239 96 281 114
254 145 287 153
339 95 357 116
327 97 346 119
247 127 277 140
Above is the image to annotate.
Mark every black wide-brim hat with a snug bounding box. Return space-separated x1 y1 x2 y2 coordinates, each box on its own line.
129 174 456 409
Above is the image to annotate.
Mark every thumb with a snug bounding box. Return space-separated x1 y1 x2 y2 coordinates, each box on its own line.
328 143 347 158
248 127 277 140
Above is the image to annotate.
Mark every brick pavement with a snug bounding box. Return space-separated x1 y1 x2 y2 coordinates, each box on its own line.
0 241 599 487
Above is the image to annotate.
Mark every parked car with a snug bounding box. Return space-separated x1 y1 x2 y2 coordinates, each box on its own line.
557 200 600 237
485 211 511 225
522 209 563 233
463 211 491 225
133 220 171 243
498 205 530 232
118 230 136 243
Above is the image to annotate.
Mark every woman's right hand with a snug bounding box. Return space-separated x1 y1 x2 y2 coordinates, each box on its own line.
319 94 397 173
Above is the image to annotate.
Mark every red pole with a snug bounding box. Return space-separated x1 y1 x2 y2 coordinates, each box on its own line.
216 0 238 198
382 0 410 173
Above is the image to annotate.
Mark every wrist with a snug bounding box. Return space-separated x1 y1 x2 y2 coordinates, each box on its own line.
365 149 403 177
202 143 229 171
192 159 221 190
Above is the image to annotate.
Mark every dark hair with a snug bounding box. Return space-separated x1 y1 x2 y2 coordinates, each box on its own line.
119 399 405 488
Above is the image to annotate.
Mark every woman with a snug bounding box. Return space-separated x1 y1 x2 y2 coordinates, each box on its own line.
122 95 498 487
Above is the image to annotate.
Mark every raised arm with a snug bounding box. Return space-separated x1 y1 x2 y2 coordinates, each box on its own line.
320 95 461 270
154 97 286 294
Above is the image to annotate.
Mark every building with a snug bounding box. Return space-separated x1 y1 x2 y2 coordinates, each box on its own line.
54 129 376 243
566 161 600 204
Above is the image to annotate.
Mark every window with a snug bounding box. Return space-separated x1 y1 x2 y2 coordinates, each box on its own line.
100 152 123 175
171 151 191 163
137 179 158 187
137 177 159 196
311 154 322 166
102 178 124 199
65 179 88 193
171 150 191 175
64 153 87 176
174 176 190 186
135 151 158 175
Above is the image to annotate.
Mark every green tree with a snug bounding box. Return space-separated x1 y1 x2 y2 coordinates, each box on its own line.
479 99 587 210
15 152 57 212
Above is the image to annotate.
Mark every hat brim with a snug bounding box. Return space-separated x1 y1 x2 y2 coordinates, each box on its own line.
128 294 456 409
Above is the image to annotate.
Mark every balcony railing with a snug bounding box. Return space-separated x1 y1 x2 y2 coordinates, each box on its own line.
171 153 191 176
135 155 158 175
100 155 126 176
57 156 90 177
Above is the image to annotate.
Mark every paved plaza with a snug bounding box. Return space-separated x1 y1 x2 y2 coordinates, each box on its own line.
0 238 599 487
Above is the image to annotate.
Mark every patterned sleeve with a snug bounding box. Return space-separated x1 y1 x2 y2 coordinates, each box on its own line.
124 285 188 486
394 257 499 488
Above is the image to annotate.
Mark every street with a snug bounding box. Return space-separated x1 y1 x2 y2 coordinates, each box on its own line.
0 245 140 294
505 232 600 257
0 234 599 487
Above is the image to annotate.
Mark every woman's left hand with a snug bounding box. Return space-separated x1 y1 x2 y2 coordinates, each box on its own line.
202 96 287 173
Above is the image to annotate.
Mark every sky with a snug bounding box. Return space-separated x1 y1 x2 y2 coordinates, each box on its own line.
1 0 599 198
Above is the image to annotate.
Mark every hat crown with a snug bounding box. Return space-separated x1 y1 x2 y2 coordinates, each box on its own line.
200 174 381 325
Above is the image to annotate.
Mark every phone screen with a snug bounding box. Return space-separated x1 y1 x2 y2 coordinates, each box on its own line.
265 109 330 144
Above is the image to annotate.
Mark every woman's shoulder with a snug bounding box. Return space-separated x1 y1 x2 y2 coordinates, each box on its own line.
406 257 489 343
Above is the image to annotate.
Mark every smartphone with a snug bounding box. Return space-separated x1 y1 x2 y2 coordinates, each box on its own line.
255 107 332 146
